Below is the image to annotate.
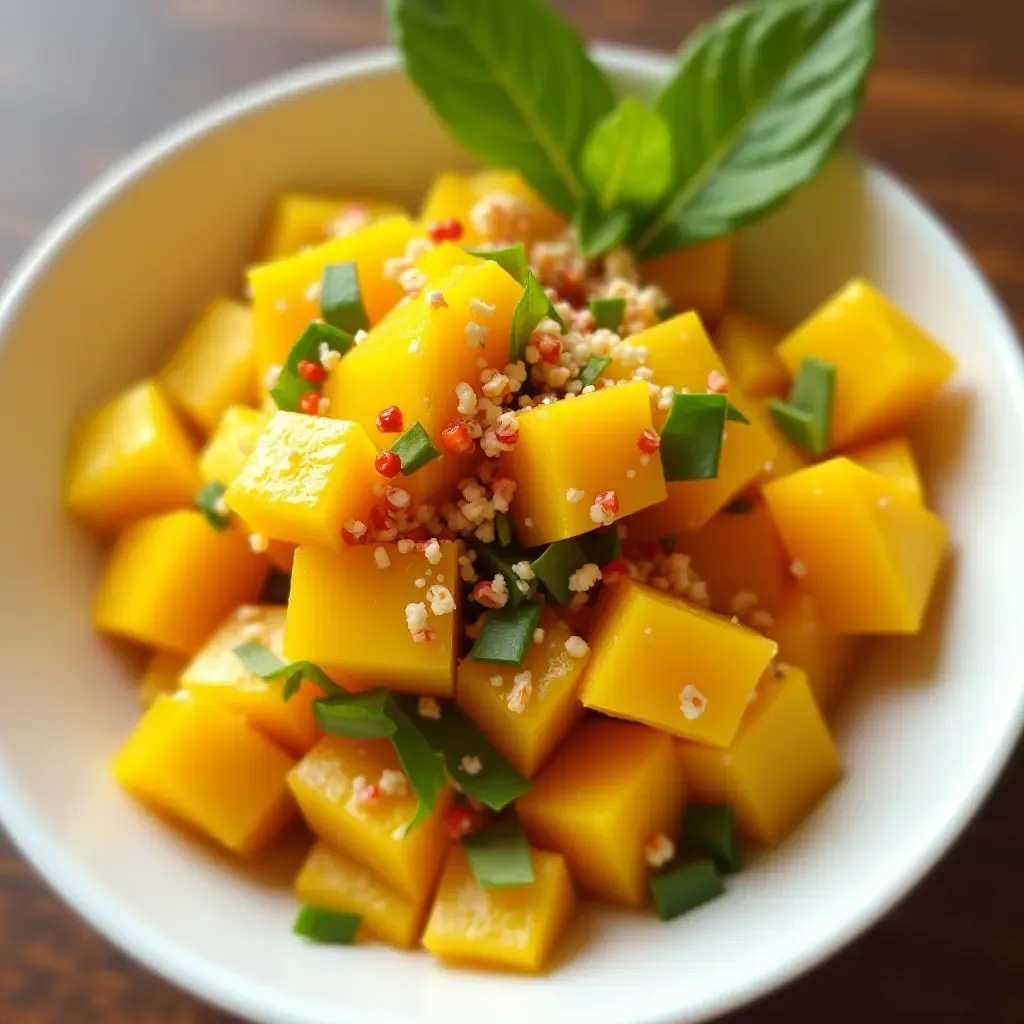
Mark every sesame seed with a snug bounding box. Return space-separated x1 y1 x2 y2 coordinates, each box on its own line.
626 469 636 479
397 538 414 554
566 487 585 503
424 538 442 565
644 833 676 869
427 584 456 616
405 602 428 634
248 533 269 553
354 330 369 344
639 454 650 466
317 396 331 416
373 546 391 569
418 696 442 720
264 365 282 389
408 339 423 355
644 626 653 636
344 519 367 540
730 590 759 615
460 754 483 775
426 289 448 309
465 321 489 348
524 517 534 529
565 635 589 658
790 559 808 578
680 684 707 720
304 280 322 302
512 560 535 581
469 297 496 318
489 675 504 688
415 577 426 588
750 609 774 629
378 769 408 797
533 628 545 644
273 298 288 312
240 622 263 642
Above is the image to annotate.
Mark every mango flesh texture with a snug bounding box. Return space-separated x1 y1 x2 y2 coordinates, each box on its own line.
580 579 777 747
181 605 321 757
638 237 734 326
517 718 684 908
93 510 269 656
324 259 522 503
607 314 777 533
715 313 789 399
763 457 949 634
65 379 201 534
138 650 187 708
419 169 566 247
288 736 451 900
248 215 422 383
677 665 840 845
741 398 810 487
158 299 258 435
295 840 427 949
285 542 461 696
847 435 924 502
503 381 667 548
776 278 957 450
225 411 379 552
113 693 295 856
261 194 407 261
423 846 573 973
456 607 587 777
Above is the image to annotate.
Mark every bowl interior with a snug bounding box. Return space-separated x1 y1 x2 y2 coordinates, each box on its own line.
1 48 1023 1024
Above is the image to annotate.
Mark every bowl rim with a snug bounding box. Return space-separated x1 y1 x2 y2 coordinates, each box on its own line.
2 42 1024 1024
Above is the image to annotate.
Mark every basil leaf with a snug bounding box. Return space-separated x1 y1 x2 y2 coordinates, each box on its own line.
768 356 835 453
465 244 528 282
660 393 728 481
271 322 354 412
725 401 749 424
389 421 440 475
194 481 230 531
463 813 535 889
636 0 878 255
573 199 631 259
232 644 344 700
321 262 370 335
650 859 724 922
588 298 626 333
390 0 615 216
469 600 545 666
293 905 361 945
313 689 399 739
578 355 612 389
531 538 588 605
495 512 513 548
581 96 673 210
387 697 448 834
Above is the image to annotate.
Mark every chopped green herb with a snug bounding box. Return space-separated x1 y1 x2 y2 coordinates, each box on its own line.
573 199 632 259
465 244 529 281
470 600 545 666
724 497 755 514
388 699 448 833
768 357 836 454
321 261 370 335
260 570 291 605
588 297 626 332
495 512 513 548
681 804 740 875
463 813 535 889
650 859 724 922
194 481 230 531
579 526 620 566
233 641 287 678
313 688 399 739
293 905 361 945
531 538 588 605
579 355 612 388
725 401 750 424
233 643 342 700
468 538 537 609
658 534 677 554
659 393 728 481
271 322 353 412
389 421 440 475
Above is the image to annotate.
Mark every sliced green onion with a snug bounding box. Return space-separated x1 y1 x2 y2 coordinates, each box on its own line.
469 539 537 609
293 905 361 945
588 297 626 332
271 322 353 412
389 422 439 475
465 244 529 282
194 481 230 531
659 393 728 481
321 261 370 335
470 600 545 666
725 401 750 424
495 512 513 548
579 355 612 388
531 538 588 605
768 357 836 454
313 688 398 739
233 641 287 678
650 859 724 922
387 699 448 833
681 804 740 875
579 525 620 566
463 813 535 889
233 643 342 700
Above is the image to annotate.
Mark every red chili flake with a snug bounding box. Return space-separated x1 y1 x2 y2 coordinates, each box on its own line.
595 490 620 515
638 428 661 454
299 391 322 416
536 335 562 364
472 581 504 609
376 406 404 433
368 503 394 532
374 450 402 478
355 783 381 806
412 629 437 644
707 370 729 394
428 218 464 244
603 558 631 581
440 420 474 455
443 805 478 839
494 426 519 446
342 526 365 546
297 360 327 384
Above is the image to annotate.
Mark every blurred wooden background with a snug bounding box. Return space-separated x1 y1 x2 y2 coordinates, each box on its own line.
1 1 1023 1020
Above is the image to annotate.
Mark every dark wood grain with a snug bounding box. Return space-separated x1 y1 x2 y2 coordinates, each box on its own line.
2 1 1023 1020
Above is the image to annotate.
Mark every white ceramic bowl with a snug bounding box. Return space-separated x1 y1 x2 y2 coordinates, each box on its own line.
1 45 1022 1024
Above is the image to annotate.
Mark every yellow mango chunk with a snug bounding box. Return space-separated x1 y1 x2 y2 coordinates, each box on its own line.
414 241 481 281
65 380 201 534
138 651 187 708
285 542 460 696
225 411 378 551
456 608 586 777
742 398 810 486
261 194 407 261
580 580 777 747
423 846 572 973
763 458 948 634
198 406 268 485
295 840 427 949
181 605 321 756
249 216 422 381
288 736 451 899
324 259 522 503
847 435 924 502
766 586 861 716
715 313 789 399
639 238 733 326
93 510 268 655
158 299 257 434
517 719 684 908
420 169 566 248
607 314 777 532
113 692 295 855
678 665 840 844
504 381 667 548
777 279 957 450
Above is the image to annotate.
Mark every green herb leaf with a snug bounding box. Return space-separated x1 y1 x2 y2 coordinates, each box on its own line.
321 262 370 335
768 356 836 454
660 393 728 481
232 644 343 700
465 244 528 282
588 298 626 333
636 0 878 255
390 0 615 217
578 356 612 389
531 538 588 605
271 322 354 412
681 804 740 874
293 905 361 945
650 858 724 922
495 512 513 548
579 526 620 567
470 600 545 666
725 401 750 425
233 641 285 678
313 688 399 739
387 697 448 833
469 538 537 609
573 199 632 259
389 421 440 475
463 813 536 889
194 481 230 531
581 96 673 210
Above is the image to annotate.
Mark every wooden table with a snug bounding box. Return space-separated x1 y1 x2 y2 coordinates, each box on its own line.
2 1 1022 1020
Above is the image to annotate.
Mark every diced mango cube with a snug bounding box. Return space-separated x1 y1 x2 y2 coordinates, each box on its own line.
225 412 378 551
639 238 734 326
423 846 572 973
138 650 187 708
776 279 957 450
517 719 684 907
288 736 451 899
285 542 460 696
295 840 427 948
181 605 321 756
580 580 777 746
65 380 201 533
456 608 586 776
158 299 257 434
847 435 924 502
504 381 667 548
113 693 295 855
763 458 948 634
198 406 268 485
93 510 268 655
324 259 522 502
715 313 789 399
678 665 840 844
